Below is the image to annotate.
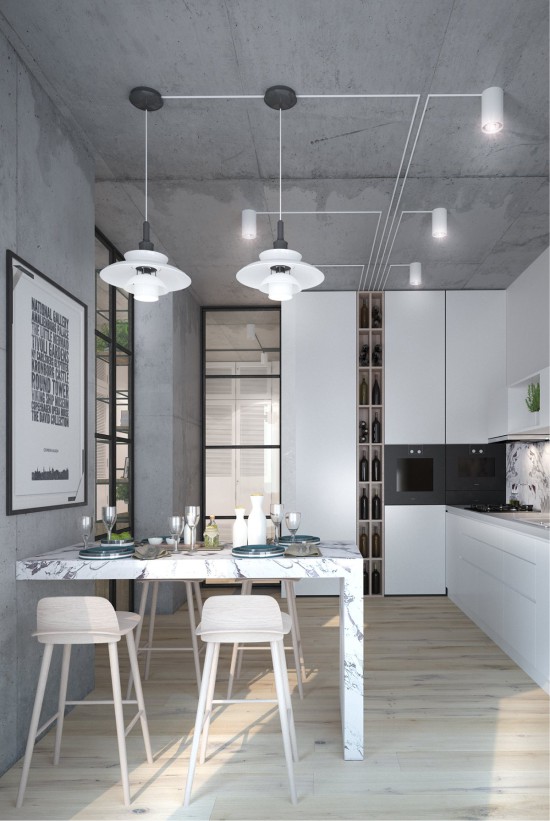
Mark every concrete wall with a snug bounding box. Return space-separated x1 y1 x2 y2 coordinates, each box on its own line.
506 248 550 384
133 288 201 613
0 32 96 774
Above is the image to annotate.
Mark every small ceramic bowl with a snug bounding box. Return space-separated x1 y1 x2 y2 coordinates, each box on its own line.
148 537 163 545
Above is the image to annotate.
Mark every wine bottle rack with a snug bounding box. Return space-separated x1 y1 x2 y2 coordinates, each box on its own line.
357 291 384 597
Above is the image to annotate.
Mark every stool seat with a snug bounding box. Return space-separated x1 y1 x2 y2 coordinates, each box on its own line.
17 596 152 809
184 595 298 806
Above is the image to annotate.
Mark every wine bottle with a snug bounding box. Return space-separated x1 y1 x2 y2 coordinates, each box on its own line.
372 376 381 405
372 449 381 482
372 526 381 558
359 450 368 482
360 298 369 329
371 564 381 595
359 527 368 557
372 304 382 328
360 488 368 520
372 491 381 521
372 412 381 443
363 563 369 594
359 378 368 406
359 420 368 443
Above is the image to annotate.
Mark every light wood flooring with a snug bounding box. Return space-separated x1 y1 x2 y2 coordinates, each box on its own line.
1 592 548 820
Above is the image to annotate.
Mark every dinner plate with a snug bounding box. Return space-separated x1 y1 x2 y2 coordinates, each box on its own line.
232 544 286 558
83 544 135 555
100 539 134 548
277 535 320 544
79 548 134 560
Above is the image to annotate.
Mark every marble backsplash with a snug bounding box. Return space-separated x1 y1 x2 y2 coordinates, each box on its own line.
506 442 550 512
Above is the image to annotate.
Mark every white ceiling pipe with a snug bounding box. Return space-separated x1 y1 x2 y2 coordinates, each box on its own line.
431 207 447 238
409 261 422 287
481 86 504 133
242 209 257 239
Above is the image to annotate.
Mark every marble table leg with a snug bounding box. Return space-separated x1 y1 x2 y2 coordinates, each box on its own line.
340 569 364 759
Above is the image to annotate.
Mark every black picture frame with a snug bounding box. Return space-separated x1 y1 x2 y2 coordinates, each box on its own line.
6 251 87 514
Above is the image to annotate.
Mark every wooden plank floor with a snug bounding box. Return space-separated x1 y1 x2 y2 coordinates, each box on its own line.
1 593 548 820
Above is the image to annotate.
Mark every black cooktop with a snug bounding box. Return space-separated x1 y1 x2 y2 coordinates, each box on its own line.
466 503 534 513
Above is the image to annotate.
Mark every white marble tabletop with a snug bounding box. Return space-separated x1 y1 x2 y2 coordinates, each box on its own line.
16 540 364 761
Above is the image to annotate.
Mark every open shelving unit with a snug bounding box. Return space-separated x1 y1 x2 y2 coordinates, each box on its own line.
357 292 385 596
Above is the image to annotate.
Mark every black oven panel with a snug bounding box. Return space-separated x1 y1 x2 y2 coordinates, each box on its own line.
445 444 505 494
384 445 445 505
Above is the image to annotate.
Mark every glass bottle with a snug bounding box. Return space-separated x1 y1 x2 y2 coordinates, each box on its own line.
360 488 369 520
204 515 220 547
372 304 382 328
247 493 267 544
363 562 369 594
360 298 369 329
359 527 368 557
359 450 368 482
359 420 369 443
372 376 381 406
372 526 381 558
359 377 368 406
232 507 248 548
372 412 381 443
372 491 381 521
372 450 381 482
371 563 381 595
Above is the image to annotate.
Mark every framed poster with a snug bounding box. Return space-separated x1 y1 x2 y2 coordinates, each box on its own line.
6 251 87 514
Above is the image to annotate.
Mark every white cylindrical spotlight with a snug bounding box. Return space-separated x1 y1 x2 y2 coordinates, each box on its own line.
481 87 503 134
409 261 422 287
242 209 257 239
432 207 447 239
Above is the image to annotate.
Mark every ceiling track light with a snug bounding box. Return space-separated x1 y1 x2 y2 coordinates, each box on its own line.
481 86 504 134
431 207 447 239
409 261 422 287
235 85 324 301
242 209 257 239
100 86 191 302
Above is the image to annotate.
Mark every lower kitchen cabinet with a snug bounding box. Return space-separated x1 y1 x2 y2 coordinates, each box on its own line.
446 509 549 693
384 505 446 595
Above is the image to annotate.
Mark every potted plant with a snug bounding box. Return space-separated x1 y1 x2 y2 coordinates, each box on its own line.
525 382 540 426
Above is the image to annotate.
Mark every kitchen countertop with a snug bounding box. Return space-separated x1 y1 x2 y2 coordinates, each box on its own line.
447 506 550 541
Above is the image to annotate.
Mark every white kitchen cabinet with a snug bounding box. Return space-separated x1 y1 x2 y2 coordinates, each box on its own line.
446 291 507 442
281 291 357 594
384 505 446 594
385 291 445 444
446 509 549 693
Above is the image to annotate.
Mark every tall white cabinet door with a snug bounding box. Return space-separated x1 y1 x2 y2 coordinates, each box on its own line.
385 291 445 444
446 291 507 442
385 505 446 594
282 292 357 594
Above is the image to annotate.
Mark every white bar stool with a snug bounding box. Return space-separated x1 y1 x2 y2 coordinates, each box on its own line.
227 579 306 699
127 579 204 699
184 595 298 807
17 596 153 808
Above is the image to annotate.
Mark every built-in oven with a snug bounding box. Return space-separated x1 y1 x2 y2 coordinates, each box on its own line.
445 443 506 506
384 445 446 505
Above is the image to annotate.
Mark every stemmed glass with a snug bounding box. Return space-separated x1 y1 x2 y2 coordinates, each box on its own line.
101 506 117 542
185 506 201 552
80 515 93 549
270 503 284 543
285 511 301 543
168 515 184 554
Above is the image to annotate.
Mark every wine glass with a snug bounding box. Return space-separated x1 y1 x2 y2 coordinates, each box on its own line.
185 506 201 552
168 515 184 553
80 515 93 549
285 511 301 543
101 506 117 542
270 503 284 543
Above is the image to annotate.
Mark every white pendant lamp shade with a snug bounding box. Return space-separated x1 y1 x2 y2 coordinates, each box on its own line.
236 247 323 299
242 209 257 239
431 207 447 239
481 86 503 133
409 261 422 287
260 268 301 301
100 247 191 302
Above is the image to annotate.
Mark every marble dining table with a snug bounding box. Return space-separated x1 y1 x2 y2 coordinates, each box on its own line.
16 539 364 760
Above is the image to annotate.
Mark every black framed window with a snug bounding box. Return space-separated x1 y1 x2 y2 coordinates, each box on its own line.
202 308 280 543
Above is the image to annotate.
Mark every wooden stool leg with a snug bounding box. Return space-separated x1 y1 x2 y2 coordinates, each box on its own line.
226 641 239 700
127 580 149 699
108 642 131 807
199 643 220 764
184 641 218 807
271 639 298 804
185 582 202 692
125 631 153 764
53 644 72 764
16 643 54 808
144 581 159 681
193 582 203 618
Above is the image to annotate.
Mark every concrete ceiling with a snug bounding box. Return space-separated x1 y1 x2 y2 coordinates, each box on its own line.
1 0 548 305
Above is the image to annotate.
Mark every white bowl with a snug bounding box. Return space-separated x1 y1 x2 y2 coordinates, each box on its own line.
148 537 163 545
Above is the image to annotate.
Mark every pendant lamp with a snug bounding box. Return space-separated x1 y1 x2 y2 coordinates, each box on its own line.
236 86 324 301
100 87 191 302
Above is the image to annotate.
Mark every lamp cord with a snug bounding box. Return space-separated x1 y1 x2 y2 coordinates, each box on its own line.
145 109 148 222
279 107 282 221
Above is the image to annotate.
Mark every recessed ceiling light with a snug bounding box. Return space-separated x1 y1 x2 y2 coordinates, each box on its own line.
481 86 504 134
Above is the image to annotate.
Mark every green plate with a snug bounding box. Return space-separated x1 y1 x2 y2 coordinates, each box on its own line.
277 535 320 544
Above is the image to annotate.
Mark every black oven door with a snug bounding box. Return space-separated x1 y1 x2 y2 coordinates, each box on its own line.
384 445 445 505
445 444 505 494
